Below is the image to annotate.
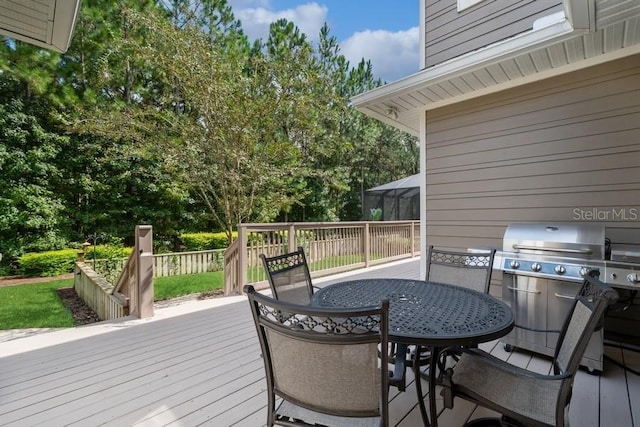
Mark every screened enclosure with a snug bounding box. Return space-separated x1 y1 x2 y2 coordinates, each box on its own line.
364 174 420 221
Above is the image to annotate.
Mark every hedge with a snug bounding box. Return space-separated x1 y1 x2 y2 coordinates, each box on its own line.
83 246 132 261
18 249 83 277
180 232 237 251
19 246 132 278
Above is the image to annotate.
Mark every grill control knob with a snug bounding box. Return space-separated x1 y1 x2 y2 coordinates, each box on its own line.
531 263 542 272
580 267 590 277
628 273 640 284
554 265 566 275
509 260 520 269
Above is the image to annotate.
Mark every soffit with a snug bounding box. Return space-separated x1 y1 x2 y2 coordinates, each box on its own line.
0 0 81 53
353 0 640 136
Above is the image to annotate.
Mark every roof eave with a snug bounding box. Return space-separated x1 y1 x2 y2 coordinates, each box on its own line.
352 0 595 135
0 0 81 53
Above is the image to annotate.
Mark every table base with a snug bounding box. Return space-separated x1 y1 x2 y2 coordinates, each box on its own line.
413 345 441 427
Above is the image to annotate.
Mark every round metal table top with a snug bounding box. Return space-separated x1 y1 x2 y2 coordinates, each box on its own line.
313 278 514 346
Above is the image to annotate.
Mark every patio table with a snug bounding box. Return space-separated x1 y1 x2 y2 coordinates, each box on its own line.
312 278 514 427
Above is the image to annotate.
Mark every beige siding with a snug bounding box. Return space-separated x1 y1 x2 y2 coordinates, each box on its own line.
424 55 640 291
425 0 563 68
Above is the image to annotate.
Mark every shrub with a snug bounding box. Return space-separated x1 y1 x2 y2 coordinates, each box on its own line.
18 249 81 277
180 232 237 251
83 245 132 261
17 245 133 278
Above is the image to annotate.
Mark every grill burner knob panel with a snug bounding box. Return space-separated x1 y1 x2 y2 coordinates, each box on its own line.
502 258 596 281
554 265 566 275
628 273 640 284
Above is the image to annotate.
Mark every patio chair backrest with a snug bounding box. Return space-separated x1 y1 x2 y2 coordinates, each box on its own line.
426 246 496 294
244 284 390 426
260 247 314 305
554 270 618 376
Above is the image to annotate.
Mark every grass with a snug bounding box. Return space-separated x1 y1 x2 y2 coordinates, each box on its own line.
0 271 224 330
0 279 75 329
154 271 224 300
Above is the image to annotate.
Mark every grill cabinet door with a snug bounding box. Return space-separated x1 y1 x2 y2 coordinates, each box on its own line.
502 273 547 348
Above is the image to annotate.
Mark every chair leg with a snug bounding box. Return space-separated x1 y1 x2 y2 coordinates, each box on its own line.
389 343 408 391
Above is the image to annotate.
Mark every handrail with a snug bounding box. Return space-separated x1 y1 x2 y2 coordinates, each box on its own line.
512 244 592 255
223 238 239 295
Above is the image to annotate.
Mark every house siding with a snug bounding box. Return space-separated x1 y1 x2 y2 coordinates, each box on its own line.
424 55 640 295
425 0 563 68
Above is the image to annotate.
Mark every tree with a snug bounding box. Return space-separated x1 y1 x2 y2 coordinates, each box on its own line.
75 8 308 242
0 0 420 259
0 91 68 258
60 0 202 248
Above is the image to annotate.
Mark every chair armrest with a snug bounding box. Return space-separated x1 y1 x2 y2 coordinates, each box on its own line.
440 348 571 410
461 348 571 381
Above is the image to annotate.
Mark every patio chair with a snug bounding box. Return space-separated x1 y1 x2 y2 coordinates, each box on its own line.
260 247 318 305
244 284 395 427
425 246 496 294
397 246 496 384
440 270 618 427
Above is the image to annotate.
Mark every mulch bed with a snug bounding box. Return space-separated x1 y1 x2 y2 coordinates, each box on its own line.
56 287 102 325
198 289 225 299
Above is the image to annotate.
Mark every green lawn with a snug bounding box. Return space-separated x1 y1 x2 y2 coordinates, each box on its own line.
0 279 76 329
154 271 224 300
0 271 224 330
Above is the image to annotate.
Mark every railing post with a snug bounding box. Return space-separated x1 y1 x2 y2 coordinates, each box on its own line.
134 225 154 318
288 223 296 252
364 222 370 267
411 221 416 257
237 224 248 295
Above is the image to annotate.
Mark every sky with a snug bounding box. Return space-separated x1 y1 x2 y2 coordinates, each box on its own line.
228 0 421 83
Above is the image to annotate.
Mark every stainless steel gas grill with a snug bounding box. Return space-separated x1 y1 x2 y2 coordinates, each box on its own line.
497 223 608 372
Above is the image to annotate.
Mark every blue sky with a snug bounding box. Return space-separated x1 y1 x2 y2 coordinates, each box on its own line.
228 0 420 83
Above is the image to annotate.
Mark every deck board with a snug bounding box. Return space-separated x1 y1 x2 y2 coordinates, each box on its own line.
1 257 639 426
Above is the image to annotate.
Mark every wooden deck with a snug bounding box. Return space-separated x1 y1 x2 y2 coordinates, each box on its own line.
0 258 639 426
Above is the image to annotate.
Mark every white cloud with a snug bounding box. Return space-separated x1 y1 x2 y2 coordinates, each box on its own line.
341 27 420 83
233 2 328 43
229 1 420 83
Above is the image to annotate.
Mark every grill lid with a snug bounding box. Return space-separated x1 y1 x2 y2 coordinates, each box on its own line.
503 223 605 260
610 244 640 263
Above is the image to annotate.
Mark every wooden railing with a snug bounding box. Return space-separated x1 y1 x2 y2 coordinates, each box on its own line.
90 249 225 279
224 239 239 296
75 225 154 320
74 261 129 320
224 221 420 295
154 249 224 277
